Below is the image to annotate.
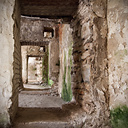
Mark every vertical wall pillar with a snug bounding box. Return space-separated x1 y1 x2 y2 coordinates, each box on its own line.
0 0 21 127
58 24 73 101
107 0 128 108
71 0 109 127
21 46 28 84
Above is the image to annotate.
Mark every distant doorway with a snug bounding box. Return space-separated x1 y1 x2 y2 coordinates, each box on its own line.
28 56 43 84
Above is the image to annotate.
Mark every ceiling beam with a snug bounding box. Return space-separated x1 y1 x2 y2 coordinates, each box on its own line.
21 41 49 46
19 0 78 19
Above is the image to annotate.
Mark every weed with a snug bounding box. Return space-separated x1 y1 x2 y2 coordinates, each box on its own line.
110 105 128 128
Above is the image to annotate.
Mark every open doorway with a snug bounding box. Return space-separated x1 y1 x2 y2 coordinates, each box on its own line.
21 45 51 90
19 43 66 109
19 17 74 111
28 56 43 84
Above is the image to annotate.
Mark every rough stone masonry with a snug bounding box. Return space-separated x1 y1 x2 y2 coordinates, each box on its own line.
0 0 128 128
71 0 109 127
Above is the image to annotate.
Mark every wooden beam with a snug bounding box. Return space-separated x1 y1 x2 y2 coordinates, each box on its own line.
20 0 78 6
19 0 78 18
21 41 49 46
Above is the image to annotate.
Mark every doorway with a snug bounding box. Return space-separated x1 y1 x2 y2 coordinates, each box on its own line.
28 56 43 84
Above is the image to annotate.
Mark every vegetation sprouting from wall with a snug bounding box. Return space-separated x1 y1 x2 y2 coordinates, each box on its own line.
47 47 54 86
61 44 73 102
42 46 54 86
110 105 128 128
42 47 48 83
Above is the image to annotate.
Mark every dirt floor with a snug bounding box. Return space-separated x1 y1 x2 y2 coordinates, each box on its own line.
13 103 85 128
13 85 85 128
19 90 66 108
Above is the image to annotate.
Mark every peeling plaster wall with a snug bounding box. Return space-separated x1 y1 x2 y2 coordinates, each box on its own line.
0 0 20 127
107 0 128 109
48 38 59 83
21 46 28 84
11 0 21 122
58 24 73 101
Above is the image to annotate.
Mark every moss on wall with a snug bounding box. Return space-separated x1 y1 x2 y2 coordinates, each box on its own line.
0 113 10 128
47 47 54 86
42 46 54 86
110 105 128 128
42 47 48 83
61 44 73 102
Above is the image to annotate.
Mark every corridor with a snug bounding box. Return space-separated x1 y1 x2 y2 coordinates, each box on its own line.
0 0 128 128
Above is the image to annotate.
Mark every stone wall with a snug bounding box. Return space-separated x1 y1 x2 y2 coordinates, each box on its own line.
20 16 58 43
107 0 128 109
20 17 59 86
71 0 109 127
0 0 128 127
42 47 49 83
58 24 73 101
0 0 21 127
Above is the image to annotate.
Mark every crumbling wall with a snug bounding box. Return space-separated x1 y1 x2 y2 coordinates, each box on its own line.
20 17 59 86
107 0 128 109
20 17 57 43
0 0 21 127
58 24 73 101
71 0 109 127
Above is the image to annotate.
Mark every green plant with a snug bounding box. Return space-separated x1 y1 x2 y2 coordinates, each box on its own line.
61 51 72 102
48 79 54 86
61 65 72 101
110 105 128 128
